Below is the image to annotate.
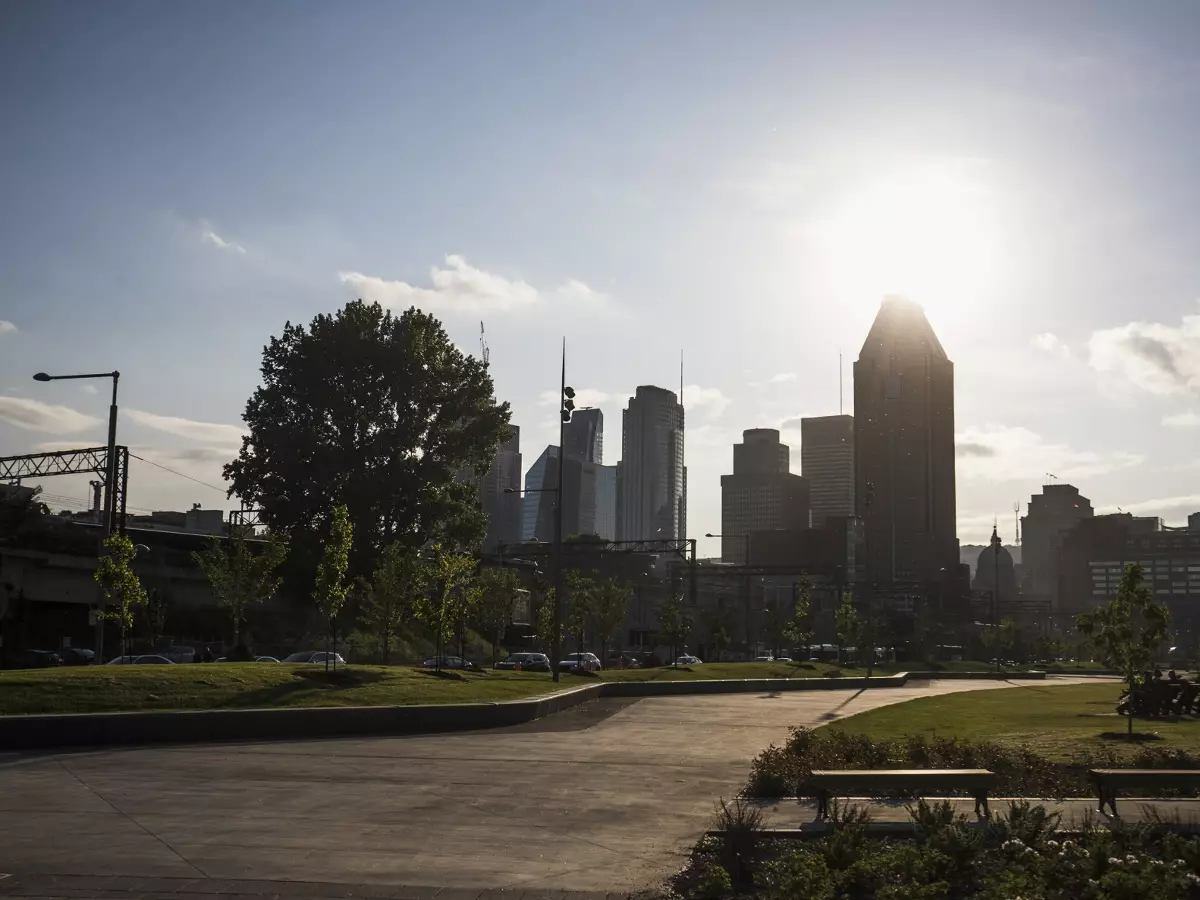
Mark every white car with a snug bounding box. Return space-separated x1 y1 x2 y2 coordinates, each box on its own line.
675 655 702 665
283 651 347 665
558 652 602 673
754 655 774 662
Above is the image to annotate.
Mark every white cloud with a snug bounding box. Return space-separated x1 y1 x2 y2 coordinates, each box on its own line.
80 384 98 395
1087 305 1200 395
955 423 1142 482
0 397 100 433
339 254 603 313
0 320 16 336
683 385 731 419
200 221 247 255
750 372 799 388
1031 332 1071 358
125 408 244 447
1163 411 1200 430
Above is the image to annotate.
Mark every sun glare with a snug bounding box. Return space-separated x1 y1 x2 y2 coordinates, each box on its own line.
818 164 1003 320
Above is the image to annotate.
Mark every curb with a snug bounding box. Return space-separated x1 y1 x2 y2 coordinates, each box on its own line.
0 670 1055 751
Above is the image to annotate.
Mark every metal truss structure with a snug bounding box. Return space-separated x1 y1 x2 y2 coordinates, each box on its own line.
0 445 129 532
228 503 266 532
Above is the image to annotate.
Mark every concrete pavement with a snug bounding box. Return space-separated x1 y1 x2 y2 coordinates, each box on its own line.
0 678 1106 894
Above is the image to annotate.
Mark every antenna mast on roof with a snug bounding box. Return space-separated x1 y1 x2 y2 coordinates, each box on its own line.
839 350 843 415
680 349 684 404
1014 502 1021 544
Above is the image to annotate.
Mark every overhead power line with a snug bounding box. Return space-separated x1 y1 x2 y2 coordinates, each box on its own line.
128 453 227 495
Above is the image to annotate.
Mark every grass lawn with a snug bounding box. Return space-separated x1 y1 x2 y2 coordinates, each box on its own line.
826 681 1200 761
0 664 560 716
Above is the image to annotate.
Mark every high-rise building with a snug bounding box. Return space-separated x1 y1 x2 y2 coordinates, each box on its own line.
1021 483 1093 609
457 426 522 552
521 445 558 542
854 296 958 582
719 428 810 563
564 407 604 464
616 386 686 542
801 415 854 528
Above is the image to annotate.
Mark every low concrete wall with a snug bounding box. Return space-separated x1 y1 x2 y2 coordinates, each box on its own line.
902 671 1047 681
603 674 908 697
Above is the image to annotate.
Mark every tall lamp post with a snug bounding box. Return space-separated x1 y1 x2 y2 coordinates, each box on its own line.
33 369 120 661
505 486 561 681
706 532 751 654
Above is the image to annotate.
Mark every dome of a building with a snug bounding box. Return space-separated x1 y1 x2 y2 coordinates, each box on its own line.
972 525 1018 604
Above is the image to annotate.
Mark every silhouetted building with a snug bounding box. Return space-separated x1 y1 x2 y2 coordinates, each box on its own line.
564 407 604 464
522 444 617 543
1021 484 1092 610
972 525 1018 609
461 426 522 553
522 445 558 542
801 415 854 528
616 386 686 542
854 296 958 583
719 429 809 563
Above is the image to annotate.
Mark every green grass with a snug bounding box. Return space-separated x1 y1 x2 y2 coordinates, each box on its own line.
0 664 560 716
592 661 852 682
826 681 1200 761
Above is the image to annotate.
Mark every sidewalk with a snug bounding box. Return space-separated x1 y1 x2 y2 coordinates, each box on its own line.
756 797 1200 831
0 875 639 900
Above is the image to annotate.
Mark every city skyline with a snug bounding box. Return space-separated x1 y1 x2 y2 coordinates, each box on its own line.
5 3 1200 558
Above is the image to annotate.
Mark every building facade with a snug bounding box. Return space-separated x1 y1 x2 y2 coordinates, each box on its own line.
719 428 810 563
563 407 604 464
1021 483 1093 611
854 296 958 583
616 386 686 542
801 415 855 528
521 444 558 543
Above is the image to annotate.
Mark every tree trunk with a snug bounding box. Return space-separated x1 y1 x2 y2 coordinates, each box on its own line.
325 618 331 673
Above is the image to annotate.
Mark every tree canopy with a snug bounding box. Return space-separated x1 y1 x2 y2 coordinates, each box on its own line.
224 300 511 575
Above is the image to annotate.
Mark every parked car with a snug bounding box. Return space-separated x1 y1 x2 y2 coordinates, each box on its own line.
674 654 702 666
282 651 347 665
105 654 174 665
774 656 793 663
421 656 479 670
59 648 95 666
255 656 280 663
24 649 62 668
754 655 774 662
162 646 198 663
558 652 602 673
494 652 550 672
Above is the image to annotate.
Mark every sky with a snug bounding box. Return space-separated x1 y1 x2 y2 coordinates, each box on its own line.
3 1 1200 558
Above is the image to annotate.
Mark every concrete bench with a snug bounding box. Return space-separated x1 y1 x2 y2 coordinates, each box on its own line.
807 769 996 819
1090 768 1200 817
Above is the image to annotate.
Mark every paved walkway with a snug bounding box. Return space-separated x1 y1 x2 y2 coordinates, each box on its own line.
0 678 1108 895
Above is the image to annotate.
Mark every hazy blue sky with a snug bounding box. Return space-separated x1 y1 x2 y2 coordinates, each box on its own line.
3 1 1200 554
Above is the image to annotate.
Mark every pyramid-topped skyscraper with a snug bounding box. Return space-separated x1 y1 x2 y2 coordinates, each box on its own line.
854 296 958 583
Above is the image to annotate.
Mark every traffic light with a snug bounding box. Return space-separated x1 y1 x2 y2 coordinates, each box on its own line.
561 385 575 422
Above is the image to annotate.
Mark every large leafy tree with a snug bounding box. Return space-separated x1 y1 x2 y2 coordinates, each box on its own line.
192 532 288 651
94 533 149 660
1077 564 1171 736
224 300 511 577
564 569 597 659
314 504 354 670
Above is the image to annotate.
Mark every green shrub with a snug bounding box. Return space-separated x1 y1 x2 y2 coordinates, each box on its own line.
712 798 765 887
692 862 731 900
763 848 835 900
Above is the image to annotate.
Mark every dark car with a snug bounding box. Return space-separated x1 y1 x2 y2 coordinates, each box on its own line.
24 649 62 668
495 652 550 672
59 648 95 666
421 656 480 671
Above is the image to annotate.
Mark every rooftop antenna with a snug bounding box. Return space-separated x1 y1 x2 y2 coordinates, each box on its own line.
479 321 489 365
1014 502 1021 544
680 349 684 405
839 350 843 415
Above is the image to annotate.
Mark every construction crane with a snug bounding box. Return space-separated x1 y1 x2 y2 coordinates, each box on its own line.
479 321 490 366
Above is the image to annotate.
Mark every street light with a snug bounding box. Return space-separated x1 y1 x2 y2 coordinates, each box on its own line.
34 369 120 659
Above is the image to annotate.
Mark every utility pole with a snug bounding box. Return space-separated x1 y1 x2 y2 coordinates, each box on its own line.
553 339 574 683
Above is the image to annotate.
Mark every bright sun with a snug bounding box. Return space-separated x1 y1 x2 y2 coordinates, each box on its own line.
818 163 1003 319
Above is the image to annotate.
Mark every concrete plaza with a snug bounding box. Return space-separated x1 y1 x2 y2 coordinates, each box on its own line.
0 678 1107 895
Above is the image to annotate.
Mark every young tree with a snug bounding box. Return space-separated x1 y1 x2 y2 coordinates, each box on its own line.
536 588 558 656
702 604 736 662
1077 564 1171 736
834 590 863 666
476 566 522 667
412 543 476 673
564 569 597 660
94 533 149 660
657 594 694 665
363 541 422 664
224 301 511 578
192 532 288 652
982 617 1016 664
782 576 814 662
761 594 790 660
314 504 354 671
590 576 632 666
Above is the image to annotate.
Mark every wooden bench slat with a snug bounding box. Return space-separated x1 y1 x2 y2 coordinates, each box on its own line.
1088 769 1200 817
805 769 996 820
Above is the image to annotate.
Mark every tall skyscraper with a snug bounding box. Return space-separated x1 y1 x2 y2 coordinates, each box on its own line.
521 445 558 542
720 428 810 563
854 296 958 582
1021 483 1093 607
458 426 522 552
801 415 854 528
616 385 686 541
563 407 604 464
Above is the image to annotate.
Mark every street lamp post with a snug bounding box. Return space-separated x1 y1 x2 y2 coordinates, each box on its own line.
33 370 120 661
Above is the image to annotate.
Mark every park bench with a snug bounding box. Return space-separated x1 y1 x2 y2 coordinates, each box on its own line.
807 769 996 819
1089 769 1200 817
